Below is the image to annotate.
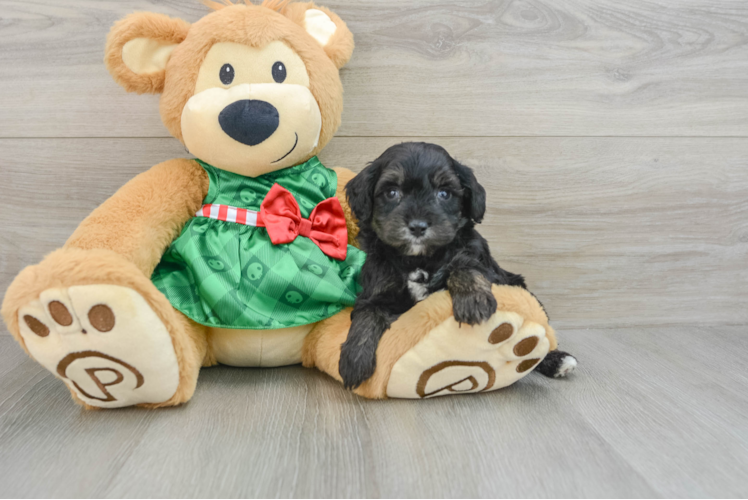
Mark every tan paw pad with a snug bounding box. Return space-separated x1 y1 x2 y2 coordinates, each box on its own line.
23 314 50 337
488 323 513 344
513 336 539 357
40 289 81 335
517 358 541 373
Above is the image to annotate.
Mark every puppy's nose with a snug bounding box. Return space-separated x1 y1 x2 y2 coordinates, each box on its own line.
408 220 430 237
219 99 279 146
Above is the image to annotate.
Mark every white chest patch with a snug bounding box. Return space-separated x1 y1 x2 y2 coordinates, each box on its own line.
407 269 430 302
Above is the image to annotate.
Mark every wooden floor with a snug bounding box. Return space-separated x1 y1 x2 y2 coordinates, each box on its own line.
1 0 747 497
1 326 748 498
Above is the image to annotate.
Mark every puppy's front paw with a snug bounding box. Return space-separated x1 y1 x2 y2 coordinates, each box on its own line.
452 289 497 326
339 342 377 390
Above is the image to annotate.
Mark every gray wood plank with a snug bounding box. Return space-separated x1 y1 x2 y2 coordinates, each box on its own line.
0 354 161 498
101 363 658 498
0 330 27 379
103 366 385 498
544 326 748 498
1 0 747 138
2 137 746 332
1 327 748 498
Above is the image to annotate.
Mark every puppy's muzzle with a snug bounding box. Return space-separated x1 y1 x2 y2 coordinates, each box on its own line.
219 99 280 146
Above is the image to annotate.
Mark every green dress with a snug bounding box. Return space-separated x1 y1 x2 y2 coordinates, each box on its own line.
151 157 365 330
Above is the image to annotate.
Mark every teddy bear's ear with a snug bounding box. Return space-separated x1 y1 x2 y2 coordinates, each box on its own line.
104 12 191 94
285 2 354 69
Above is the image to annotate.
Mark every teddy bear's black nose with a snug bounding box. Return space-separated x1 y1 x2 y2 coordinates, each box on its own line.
219 99 279 146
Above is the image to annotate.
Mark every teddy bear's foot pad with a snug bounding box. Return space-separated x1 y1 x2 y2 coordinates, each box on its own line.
18 285 180 408
386 310 550 398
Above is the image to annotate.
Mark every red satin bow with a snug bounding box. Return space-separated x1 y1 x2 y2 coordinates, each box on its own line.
257 183 348 261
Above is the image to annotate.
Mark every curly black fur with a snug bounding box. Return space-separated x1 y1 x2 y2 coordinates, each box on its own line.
339 142 576 389
340 142 533 389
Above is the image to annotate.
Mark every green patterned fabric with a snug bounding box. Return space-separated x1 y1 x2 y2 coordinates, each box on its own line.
151 157 365 330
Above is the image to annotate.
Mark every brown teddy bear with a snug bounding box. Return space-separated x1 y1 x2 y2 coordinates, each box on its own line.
1 0 557 409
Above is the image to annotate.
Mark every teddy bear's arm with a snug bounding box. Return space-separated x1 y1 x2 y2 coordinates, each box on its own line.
64 158 209 277
332 167 360 248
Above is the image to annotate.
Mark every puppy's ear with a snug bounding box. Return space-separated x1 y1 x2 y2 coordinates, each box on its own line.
346 158 385 225
453 161 486 223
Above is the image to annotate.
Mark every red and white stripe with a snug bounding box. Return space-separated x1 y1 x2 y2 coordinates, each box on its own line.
196 204 259 226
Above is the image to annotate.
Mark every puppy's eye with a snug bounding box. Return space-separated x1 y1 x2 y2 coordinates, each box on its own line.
384 188 400 200
272 61 287 83
437 189 452 200
220 64 235 85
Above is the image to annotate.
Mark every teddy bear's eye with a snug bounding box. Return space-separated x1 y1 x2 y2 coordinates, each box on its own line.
272 61 287 83
220 64 235 85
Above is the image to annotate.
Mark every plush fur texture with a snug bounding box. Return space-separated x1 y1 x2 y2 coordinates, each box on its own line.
66 159 209 276
204 1 355 69
105 1 352 159
332 167 361 247
105 12 191 94
337 143 530 388
283 3 354 69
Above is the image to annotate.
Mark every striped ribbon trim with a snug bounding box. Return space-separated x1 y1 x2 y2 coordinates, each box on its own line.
195 204 261 226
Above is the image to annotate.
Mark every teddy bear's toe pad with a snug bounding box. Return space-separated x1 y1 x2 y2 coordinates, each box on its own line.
386 310 549 398
18 285 180 408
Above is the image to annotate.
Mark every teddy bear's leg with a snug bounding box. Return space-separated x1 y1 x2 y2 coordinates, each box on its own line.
2 248 209 409
303 285 557 399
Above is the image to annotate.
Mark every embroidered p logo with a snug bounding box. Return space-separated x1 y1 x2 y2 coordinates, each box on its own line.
415 361 496 398
56 351 144 403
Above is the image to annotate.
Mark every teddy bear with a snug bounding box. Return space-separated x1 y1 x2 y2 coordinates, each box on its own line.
0 0 557 409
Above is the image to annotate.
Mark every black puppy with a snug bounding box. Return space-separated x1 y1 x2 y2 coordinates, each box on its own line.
340 142 576 389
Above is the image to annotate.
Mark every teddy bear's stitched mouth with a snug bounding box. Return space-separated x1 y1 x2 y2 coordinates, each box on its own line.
271 132 299 163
